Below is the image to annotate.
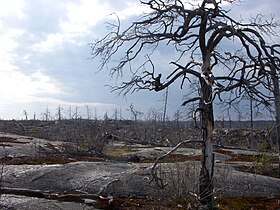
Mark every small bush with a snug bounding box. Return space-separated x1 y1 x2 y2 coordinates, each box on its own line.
252 141 273 175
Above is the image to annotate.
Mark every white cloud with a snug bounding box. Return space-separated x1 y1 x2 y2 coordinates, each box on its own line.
0 0 25 19
59 0 146 34
34 97 116 109
0 29 25 60
31 33 67 52
60 0 111 34
0 68 61 105
114 2 150 19
32 1 113 53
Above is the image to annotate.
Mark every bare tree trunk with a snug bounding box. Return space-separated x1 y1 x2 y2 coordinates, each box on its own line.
199 78 215 209
270 64 280 177
250 97 254 129
227 106 232 129
162 87 169 124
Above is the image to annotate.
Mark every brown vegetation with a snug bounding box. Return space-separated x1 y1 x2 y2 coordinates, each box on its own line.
0 120 279 209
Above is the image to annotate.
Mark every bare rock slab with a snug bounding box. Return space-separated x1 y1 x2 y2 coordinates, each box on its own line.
3 162 154 196
3 161 280 199
0 194 98 210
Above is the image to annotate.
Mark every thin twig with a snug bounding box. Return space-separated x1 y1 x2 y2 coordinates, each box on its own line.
151 140 203 189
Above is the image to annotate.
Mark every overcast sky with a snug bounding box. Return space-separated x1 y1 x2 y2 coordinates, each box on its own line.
0 0 279 120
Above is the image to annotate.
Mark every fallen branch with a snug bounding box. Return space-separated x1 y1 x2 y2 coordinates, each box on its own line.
151 140 203 189
1 187 45 199
0 187 111 205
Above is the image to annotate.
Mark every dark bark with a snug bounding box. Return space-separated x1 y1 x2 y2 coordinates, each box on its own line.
199 68 216 209
250 98 254 128
270 64 280 177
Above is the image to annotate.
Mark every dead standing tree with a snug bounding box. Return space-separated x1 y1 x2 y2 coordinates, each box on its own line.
90 0 279 208
270 48 280 177
255 44 280 176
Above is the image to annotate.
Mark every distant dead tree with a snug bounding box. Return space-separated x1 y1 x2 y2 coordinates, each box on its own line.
103 110 109 121
94 108 98 121
90 133 111 155
41 107 51 121
119 108 123 120
173 109 181 127
232 102 244 128
23 110 28 120
86 105 92 120
73 106 80 120
90 0 279 208
112 108 118 120
128 103 143 122
56 105 63 121
67 106 73 120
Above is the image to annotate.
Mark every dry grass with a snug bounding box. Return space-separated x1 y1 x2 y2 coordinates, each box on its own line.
217 194 280 210
103 146 139 156
214 149 278 163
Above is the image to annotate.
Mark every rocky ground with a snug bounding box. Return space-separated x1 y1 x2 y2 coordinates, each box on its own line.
0 130 279 209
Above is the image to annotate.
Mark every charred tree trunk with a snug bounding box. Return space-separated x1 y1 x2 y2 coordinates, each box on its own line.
199 63 215 209
270 64 280 177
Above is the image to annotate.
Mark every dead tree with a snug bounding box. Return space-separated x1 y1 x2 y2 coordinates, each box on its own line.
270 58 280 177
56 105 63 121
23 110 28 121
255 44 280 176
90 0 279 208
128 103 143 122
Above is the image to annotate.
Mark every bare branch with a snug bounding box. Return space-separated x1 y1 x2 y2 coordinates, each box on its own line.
181 97 200 106
151 139 203 189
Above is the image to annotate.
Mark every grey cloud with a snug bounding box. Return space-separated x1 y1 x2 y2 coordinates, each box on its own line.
8 0 73 74
227 0 280 20
3 0 279 120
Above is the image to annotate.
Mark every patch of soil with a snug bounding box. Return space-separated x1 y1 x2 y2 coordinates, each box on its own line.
217 194 280 210
0 154 106 165
0 137 29 144
103 146 201 163
104 147 139 156
0 155 72 165
119 195 280 210
109 195 200 210
140 154 201 163
0 137 17 142
0 153 201 168
214 148 278 163
215 148 279 178
1 187 200 210
235 165 280 179
2 187 279 210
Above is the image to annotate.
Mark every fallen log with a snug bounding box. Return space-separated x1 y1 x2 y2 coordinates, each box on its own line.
0 187 112 205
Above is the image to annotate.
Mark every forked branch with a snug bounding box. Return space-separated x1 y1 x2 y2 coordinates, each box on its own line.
151 139 203 189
